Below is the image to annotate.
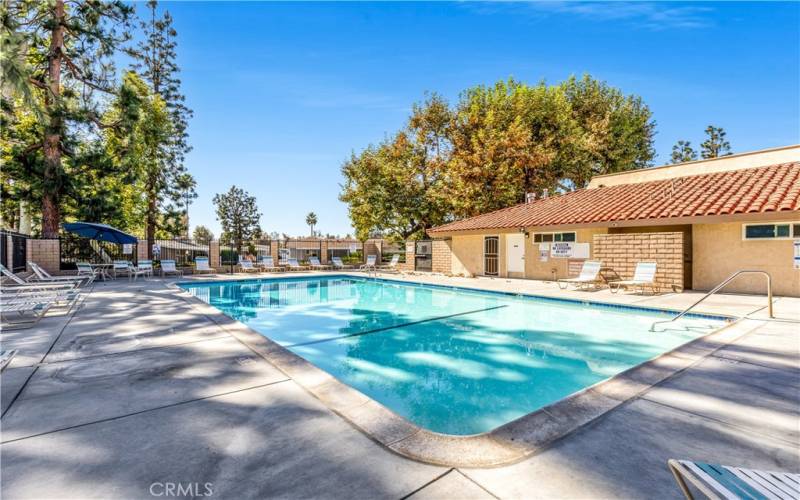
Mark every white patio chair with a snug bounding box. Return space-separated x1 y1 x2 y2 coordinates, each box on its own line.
610 262 658 295
378 254 400 273
557 260 603 290
127 264 149 282
1 264 77 291
238 258 259 273
286 258 308 271
257 256 284 272
76 262 98 284
112 260 130 279
161 259 183 278
195 257 216 274
359 255 377 272
308 257 330 270
137 259 154 278
331 257 353 270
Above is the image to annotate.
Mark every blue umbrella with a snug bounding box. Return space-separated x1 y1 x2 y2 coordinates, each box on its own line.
63 222 138 245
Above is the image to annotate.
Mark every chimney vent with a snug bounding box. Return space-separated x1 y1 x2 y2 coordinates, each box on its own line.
525 192 536 204
542 189 549 199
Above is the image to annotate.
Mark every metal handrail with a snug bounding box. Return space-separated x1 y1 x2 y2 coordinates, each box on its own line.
650 270 773 332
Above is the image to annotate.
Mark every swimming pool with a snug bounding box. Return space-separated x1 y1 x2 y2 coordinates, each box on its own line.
179 276 728 435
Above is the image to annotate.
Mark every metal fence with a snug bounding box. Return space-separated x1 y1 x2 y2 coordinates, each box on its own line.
151 239 210 268
0 230 29 273
326 240 363 265
59 233 137 270
279 239 322 265
381 241 405 264
219 239 273 272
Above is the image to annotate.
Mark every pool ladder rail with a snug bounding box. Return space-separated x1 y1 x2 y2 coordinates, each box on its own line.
650 270 774 332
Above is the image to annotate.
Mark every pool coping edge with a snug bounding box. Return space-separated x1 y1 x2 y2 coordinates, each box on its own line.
166 277 760 468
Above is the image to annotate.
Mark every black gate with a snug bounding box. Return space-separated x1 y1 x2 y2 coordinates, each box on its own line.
59 233 137 270
0 230 29 273
414 240 432 272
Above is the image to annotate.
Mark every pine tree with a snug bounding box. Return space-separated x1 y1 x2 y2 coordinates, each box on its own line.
4 0 134 237
213 186 261 253
130 0 195 255
670 140 698 164
700 126 732 159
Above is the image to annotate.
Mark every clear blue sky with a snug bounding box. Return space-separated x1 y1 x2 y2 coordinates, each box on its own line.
157 1 800 238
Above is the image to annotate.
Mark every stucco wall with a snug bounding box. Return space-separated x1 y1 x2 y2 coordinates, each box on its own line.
524 227 607 280
451 234 485 277
693 222 799 296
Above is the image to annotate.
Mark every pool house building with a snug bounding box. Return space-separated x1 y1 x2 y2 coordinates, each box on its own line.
427 145 800 297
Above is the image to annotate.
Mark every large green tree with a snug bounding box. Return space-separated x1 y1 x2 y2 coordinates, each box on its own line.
3 0 134 237
340 95 453 241
700 125 732 159
192 224 213 243
130 0 194 254
213 185 261 251
341 75 656 236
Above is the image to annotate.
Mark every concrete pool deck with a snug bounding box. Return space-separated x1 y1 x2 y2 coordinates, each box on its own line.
1 271 798 498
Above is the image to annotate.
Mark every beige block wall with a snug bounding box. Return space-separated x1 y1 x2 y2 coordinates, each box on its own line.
397 241 414 272
432 239 452 274
524 227 608 280
28 239 61 275
593 232 684 292
693 222 799 296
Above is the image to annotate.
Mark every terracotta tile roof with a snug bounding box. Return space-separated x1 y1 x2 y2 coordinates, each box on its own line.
429 162 800 233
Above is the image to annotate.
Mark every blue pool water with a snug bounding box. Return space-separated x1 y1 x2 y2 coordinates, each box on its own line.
179 276 727 435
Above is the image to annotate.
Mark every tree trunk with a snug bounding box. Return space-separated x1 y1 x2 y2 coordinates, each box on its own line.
146 194 156 259
41 0 65 238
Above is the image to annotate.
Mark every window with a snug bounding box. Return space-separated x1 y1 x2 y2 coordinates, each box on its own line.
742 222 800 240
533 231 576 243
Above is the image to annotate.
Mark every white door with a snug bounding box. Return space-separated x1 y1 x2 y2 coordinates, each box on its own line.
506 234 525 274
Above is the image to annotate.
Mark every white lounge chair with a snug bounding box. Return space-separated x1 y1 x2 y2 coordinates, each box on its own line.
137 260 154 278
331 257 353 270
258 256 283 272
668 459 800 500
378 254 400 272
1 301 53 329
28 262 88 286
557 260 603 290
2 287 80 308
308 257 330 270
238 259 259 273
1 264 77 291
195 257 216 274
160 259 183 278
286 258 308 271
610 262 658 295
359 255 377 272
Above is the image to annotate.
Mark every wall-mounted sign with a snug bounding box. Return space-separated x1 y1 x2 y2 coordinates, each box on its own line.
794 239 800 269
539 243 549 262
550 242 590 259
551 242 573 258
122 244 133 254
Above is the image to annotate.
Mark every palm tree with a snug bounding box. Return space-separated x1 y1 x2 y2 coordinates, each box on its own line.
305 212 318 237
